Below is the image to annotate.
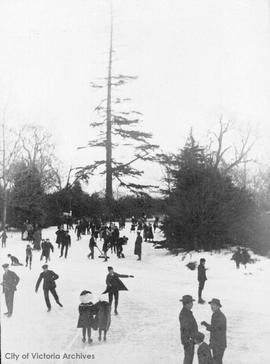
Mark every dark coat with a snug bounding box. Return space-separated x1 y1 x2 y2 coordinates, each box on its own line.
96 301 111 331
89 236 96 248
35 270 59 291
198 264 207 282
2 270 20 293
197 342 213 364
205 310 227 350
179 307 198 346
41 241 54 255
103 272 129 293
77 302 98 328
62 234 71 246
134 235 142 255
55 230 66 244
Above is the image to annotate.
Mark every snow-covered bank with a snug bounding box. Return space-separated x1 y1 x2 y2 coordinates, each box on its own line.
1 225 270 364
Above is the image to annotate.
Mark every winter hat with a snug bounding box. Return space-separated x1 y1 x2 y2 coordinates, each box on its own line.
80 290 92 304
42 264 48 270
180 295 195 304
208 298 222 307
2 263 9 268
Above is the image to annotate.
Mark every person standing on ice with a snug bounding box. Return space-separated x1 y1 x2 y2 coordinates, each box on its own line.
59 230 71 259
77 290 97 344
1 229 7 248
40 239 54 263
179 294 198 364
1 263 20 317
25 244 33 269
88 234 96 259
198 258 207 304
134 231 143 260
35 264 63 312
103 266 134 315
201 298 227 364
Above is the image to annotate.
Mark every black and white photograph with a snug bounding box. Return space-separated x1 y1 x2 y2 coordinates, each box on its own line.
1 1 270 363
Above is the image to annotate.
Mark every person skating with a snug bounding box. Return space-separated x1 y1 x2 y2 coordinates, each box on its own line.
201 298 227 364
194 332 213 364
55 226 66 249
116 236 128 258
103 266 134 315
59 230 71 258
35 264 63 312
179 295 198 364
198 258 207 303
77 290 98 344
1 263 20 317
7 254 23 266
1 230 7 248
134 231 143 260
40 239 54 263
88 235 96 259
231 247 241 269
25 244 33 269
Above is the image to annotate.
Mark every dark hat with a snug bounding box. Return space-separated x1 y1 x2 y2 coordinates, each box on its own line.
200 258 206 263
180 295 195 304
108 266 113 270
80 290 92 296
194 332 205 343
2 263 9 268
208 298 222 307
42 264 48 269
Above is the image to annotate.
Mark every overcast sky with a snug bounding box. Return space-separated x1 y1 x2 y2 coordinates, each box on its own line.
0 0 270 193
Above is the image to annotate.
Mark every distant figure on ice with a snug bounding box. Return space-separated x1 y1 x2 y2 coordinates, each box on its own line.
35 264 63 312
134 231 143 261
40 239 54 263
103 266 134 315
231 247 241 269
153 216 159 232
25 244 33 269
198 258 207 304
75 221 82 240
1 263 20 317
241 248 251 269
7 254 23 266
179 295 198 364
59 230 71 258
1 230 7 248
55 226 66 249
32 225 42 250
116 236 128 258
194 332 213 364
88 235 96 259
77 290 97 344
201 298 227 364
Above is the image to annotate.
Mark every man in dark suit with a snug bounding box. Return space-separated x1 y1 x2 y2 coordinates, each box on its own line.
103 266 134 315
179 295 198 364
194 332 213 364
1 263 20 317
59 230 71 258
198 258 207 303
201 298 227 364
35 264 63 312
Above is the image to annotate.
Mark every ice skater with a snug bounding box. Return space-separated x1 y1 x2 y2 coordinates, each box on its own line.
1 230 7 248
40 239 54 263
103 266 134 315
134 231 142 260
59 230 71 258
88 235 96 260
35 264 63 312
7 254 23 266
77 290 97 344
25 244 33 269
1 263 20 317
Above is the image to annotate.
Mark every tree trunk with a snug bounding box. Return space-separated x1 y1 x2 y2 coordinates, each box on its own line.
106 7 113 202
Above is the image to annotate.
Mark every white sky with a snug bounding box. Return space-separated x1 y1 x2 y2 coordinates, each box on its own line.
0 0 270 193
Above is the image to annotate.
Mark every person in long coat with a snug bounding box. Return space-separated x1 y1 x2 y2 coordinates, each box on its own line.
40 239 54 263
35 264 63 311
1 263 20 317
77 290 97 343
33 226 42 250
88 235 96 259
103 266 134 315
179 295 198 364
1 230 7 248
201 299 227 364
198 258 207 303
134 231 143 260
59 231 71 259
55 226 66 249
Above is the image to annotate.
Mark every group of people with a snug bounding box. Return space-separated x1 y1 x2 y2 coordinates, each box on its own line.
130 215 158 243
231 247 252 269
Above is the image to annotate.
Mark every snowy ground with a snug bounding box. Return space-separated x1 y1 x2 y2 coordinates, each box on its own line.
1 224 270 364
